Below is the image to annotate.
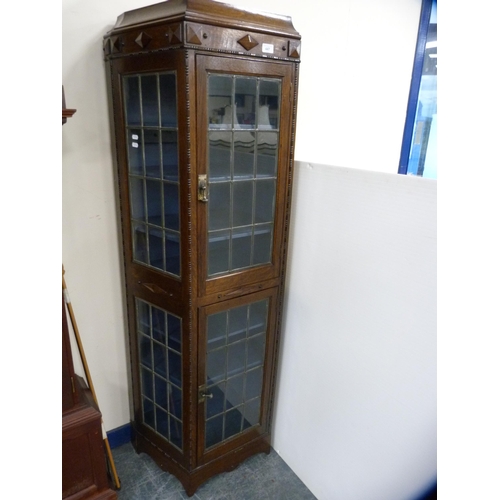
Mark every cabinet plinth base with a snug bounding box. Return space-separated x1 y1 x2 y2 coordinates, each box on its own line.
133 429 271 497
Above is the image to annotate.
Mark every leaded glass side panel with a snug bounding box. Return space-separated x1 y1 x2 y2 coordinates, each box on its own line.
136 298 183 450
124 73 181 277
207 75 280 278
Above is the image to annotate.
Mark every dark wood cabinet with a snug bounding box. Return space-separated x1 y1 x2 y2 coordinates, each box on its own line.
63 104 117 500
62 295 117 500
103 0 300 495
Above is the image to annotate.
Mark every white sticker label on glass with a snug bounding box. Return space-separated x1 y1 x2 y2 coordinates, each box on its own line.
132 142 139 148
262 43 274 54
132 134 139 140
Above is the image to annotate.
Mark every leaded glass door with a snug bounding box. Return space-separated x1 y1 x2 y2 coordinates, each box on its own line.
197 288 277 464
196 56 294 297
123 71 181 277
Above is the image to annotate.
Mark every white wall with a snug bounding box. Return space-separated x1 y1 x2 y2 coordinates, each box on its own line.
62 0 435 498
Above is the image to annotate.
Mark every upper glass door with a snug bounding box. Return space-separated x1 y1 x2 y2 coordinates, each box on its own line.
206 75 280 277
197 56 293 296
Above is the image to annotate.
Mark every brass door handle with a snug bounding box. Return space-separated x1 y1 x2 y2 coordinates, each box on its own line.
198 174 208 202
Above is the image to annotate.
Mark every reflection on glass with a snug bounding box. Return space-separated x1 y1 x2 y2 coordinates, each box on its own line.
235 78 256 129
204 298 268 450
136 298 183 450
206 75 281 277
124 72 181 277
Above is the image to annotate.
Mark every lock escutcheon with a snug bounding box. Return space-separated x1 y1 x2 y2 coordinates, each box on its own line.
198 174 208 202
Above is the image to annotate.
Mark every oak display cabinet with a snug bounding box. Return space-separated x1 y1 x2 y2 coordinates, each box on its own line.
103 0 300 495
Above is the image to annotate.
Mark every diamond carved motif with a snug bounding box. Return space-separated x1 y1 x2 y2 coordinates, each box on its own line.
111 36 123 53
288 41 301 59
186 25 202 45
135 32 152 49
237 35 259 51
168 24 183 45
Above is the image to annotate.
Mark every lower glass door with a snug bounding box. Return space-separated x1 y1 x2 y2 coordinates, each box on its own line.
198 289 277 460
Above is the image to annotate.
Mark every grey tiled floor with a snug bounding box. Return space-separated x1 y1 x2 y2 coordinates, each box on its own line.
112 443 317 500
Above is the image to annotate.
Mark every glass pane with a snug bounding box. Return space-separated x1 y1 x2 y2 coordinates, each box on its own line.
139 334 152 369
146 179 162 226
232 181 253 227
247 333 265 369
170 384 182 419
227 341 246 378
248 300 268 336
169 416 182 449
256 132 278 178
254 179 276 223
156 407 169 438
151 307 166 343
235 77 257 129
208 182 231 231
141 75 159 127
231 227 252 270
128 129 143 175
124 76 141 126
228 305 248 343
206 414 223 448
208 75 233 129
258 80 280 129
225 408 243 439
167 314 182 353
243 398 261 428
136 300 150 336
253 223 273 265
155 375 168 410
208 230 230 275
141 367 153 400
163 183 179 231
143 398 155 428
206 348 226 386
135 300 182 449
144 129 161 179
245 367 263 401
209 131 231 181
165 232 180 276
233 133 255 179
132 222 148 265
206 382 225 418
149 226 164 271
129 177 145 221
153 342 166 378
226 374 244 408
168 349 182 387
162 131 178 181
160 73 177 127
207 311 227 351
